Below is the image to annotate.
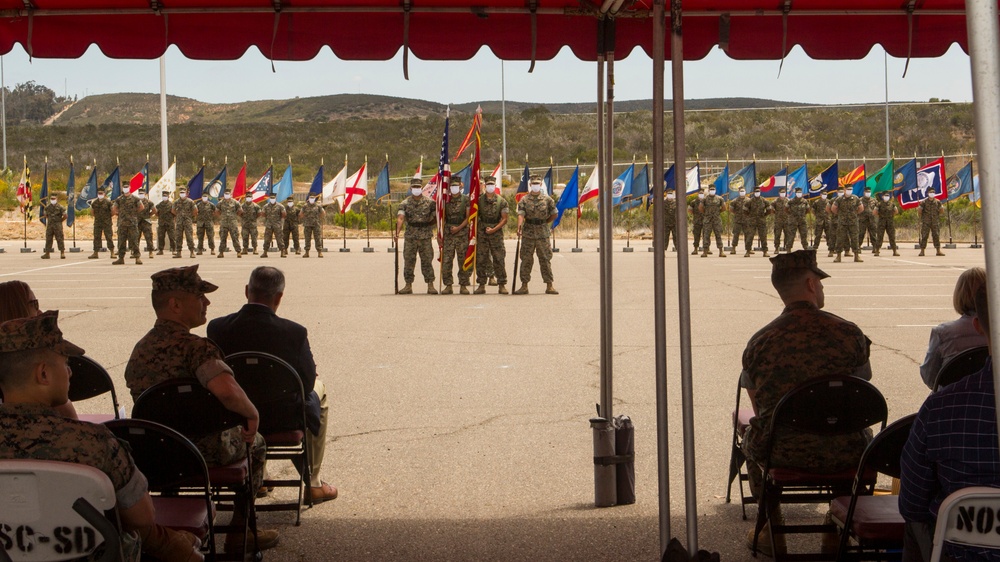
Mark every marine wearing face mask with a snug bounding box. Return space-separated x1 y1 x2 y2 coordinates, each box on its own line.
394 178 438 294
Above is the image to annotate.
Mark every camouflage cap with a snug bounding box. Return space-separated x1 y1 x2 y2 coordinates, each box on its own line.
769 249 829 280
409 178 423 188
529 174 543 183
451 176 463 184
484 176 497 185
150 264 218 294
97 187 106 193
0 311 85 357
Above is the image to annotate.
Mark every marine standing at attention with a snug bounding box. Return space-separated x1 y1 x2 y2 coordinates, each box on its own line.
394 178 438 295
515 175 558 295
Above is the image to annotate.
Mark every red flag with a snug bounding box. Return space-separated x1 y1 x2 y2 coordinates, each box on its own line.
128 163 148 194
15 161 30 215
452 105 481 160
463 111 482 271
232 162 247 200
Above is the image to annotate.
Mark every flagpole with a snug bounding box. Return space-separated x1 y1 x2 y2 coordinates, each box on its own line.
21 156 27 251
947 201 953 244
342 155 348 251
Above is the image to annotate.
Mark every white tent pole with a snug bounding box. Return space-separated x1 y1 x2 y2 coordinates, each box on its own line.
672 0 699 551
966 0 1000 450
159 55 168 174
651 0 671 554
600 21 616 420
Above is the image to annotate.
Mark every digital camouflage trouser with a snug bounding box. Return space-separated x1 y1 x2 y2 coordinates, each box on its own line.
218 222 241 253
519 236 554 284
441 234 471 286
476 233 507 285
403 237 435 283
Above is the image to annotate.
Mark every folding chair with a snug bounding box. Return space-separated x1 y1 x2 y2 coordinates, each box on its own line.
67 355 121 424
726 376 756 519
227 351 311 525
752 375 888 562
0 459 120 562
929 487 1000 562
105 419 217 560
830 413 916 562
132 378 259 562
932 346 990 391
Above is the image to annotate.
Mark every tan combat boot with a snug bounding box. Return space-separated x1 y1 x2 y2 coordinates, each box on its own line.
280 249 287 258
936 249 946 256
498 285 509 295
88 251 99 259
514 283 529 295
303 250 310 258
260 251 268 258
691 248 699 255
854 254 863 263
135 256 143 265
190 250 195 258
41 252 50 260
827 251 834 257
442 285 454 295
398 283 413 295
545 283 559 295
744 251 751 257
834 252 842 263
873 249 880 256
474 284 486 294
488 276 497 286
157 249 164 255
196 249 203 255
317 250 324 258
210 249 215 255
762 250 770 257
140 525 204 562
729 248 736 255
112 256 125 265
460 285 470 295
427 283 438 295
217 251 224 258
918 249 925 256
148 251 153 258
719 249 727 258
700 251 708 258
173 252 182 258
893 248 900 256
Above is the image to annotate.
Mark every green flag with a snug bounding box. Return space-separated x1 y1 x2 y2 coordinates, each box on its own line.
866 159 894 194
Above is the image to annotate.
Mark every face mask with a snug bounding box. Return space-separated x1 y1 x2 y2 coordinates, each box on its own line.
753 192 761 198
138 193 146 200
667 193 675 200
738 191 746 197
795 192 802 199
179 193 187 199
708 190 716 196
98 194 105 200
529 184 542 193
864 192 871 198
268 198 276 204
882 195 890 202
411 188 422 197
308 197 317 204
698 193 705 200
485 184 497 194
820 193 827 200
224 193 232 199
450 186 460 195
779 192 786 199
202 196 209 202
49 198 57 204
287 201 294 207
162 194 169 201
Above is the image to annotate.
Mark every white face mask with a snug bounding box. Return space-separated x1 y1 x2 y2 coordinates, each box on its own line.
753 192 761 198
666 193 675 200
529 183 542 193
882 195 890 201
162 194 169 201
49 198 57 204
224 193 232 199
268 198 276 204
708 190 716 197
201 196 208 202
779 192 786 199
864 192 871 198
308 197 317 204
138 193 146 200
411 188 422 197
738 191 746 197
485 184 497 194
450 186 460 195
287 201 294 207
98 194 105 199
180 193 188 199
698 193 705 200
820 193 827 200
794 192 802 199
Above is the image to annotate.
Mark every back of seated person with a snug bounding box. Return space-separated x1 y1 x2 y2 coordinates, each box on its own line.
919 267 988 388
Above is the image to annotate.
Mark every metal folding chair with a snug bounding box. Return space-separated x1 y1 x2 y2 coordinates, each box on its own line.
932 346 990 391
929 487 1000 562
726 376 756 519
67 355 121 424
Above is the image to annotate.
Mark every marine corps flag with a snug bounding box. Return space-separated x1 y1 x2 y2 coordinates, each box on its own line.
66 159 76 228
16 157 31 218
462 109 482 271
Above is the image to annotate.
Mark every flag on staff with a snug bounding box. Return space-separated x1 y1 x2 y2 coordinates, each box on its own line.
759 167 787 198
38 161 48 225
230 162 246 200
453 162 472 195
308 165 324 198
105 166 122 200
947 161 974 201
422 173 441 199
413 157 423 181
150 163 177 198
972 175 981 208
187 166 206 200
462 112 482 271
128 162 149 195
274 164 293 202
206 165 227 202
786 164 808 197
249 166 272 203
374 161 390 201
840 163 865 196
579 165 600 204
899 157 946 210
621 164 647 211
655 164 679 210
893 158 917 195
322 163 346 206
15 159 31 216
730 162 756 198
452 106 482 160
66 160 76 227
612 163 634 207
341 161 368 214
553 165 581 229
866 159 894 195
515 162 530 202
808 161 838 198
684 165 701 195
542 164 554 197
490 161 502 183
434 109 452 259
76 167 98 211
713 165 729 199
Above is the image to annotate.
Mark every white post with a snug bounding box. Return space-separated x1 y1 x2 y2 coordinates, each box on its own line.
501 61 507 181
2 55 7 172
884 51 891 160
159 56 169 175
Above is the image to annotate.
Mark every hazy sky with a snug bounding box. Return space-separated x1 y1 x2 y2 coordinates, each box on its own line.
0 41 974 107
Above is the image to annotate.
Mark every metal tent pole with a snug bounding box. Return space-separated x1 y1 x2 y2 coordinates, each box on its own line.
596 20 610 420
600 20 616 421
966 0 1000 451
160 56 169 174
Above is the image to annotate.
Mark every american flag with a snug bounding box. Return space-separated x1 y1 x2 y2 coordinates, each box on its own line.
435 109 451 259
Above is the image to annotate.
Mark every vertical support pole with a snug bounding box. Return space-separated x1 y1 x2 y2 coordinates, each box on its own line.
600 19 616 421
596 20 610 420
502 61 508 181
160 56 169 174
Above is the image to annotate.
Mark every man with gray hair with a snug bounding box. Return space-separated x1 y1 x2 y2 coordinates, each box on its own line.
207 266 337 504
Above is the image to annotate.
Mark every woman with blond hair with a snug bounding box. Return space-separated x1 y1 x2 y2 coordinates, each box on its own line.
919 267 989 388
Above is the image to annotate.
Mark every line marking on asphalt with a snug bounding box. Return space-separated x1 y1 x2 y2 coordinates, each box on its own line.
846 307 951 310
0 261 93 278
897 324 939 327
42 296 144 300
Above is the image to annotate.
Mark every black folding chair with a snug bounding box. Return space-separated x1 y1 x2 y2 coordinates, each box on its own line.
830 414 916 562
132 378 259 562
752 375 888 562
106 419 217 561
726 376 756 519
67 355 121 424
932 346 989 391
227 351 312 525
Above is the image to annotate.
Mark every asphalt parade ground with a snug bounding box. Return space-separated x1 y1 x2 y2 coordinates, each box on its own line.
0 236 984 561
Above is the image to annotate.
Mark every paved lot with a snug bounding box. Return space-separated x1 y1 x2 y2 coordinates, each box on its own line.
0 237 984 561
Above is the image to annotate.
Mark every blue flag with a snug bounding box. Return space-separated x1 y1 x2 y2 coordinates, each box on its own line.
553 165 580 230
655 164 677 211
893 159 917 196
76 167 98 211
972 175 981 207
206 166 227 203
66 162 76 227
274 164 293 202
454 162 472 194
543 166 554 197
808 162 839 198
612 163 634 207
309 165 324 197
786 165 808 197
105 167 122 200
374 162 390 200
729 162 756 199
947 162 974 201
713 165 730 199
622 164 648 211
515 162 530 202
187 167 205 199
39 163 48 225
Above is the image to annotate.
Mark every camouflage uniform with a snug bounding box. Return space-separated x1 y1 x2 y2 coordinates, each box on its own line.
300 199 326 255
517 191 557 285
811 197 833 254
785 194 810 251
195 198 216 253
113 194 143 260
441 193 471 290
664 195 678 251
744 194 769 255
858 194 877 248
770 196 789 251
397 194 437 284
476 190 508 288
281 201 301 254
240 199 261 253
42 201 66 255
688 196 705 254
700 193 725 254
918 196 944 254
216 197 242 255
873 195 899 255
172 196 197 255
833 193 862 259
741 251 873 477
729 194 748 253
154 195 176 254
90 195 114 253
137 194 155 255
261 200 287 256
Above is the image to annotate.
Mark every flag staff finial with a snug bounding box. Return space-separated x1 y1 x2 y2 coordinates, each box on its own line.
321 157 324 166
225 155 228 165
288 155 292 165
70 155 73 165
116 156 120 166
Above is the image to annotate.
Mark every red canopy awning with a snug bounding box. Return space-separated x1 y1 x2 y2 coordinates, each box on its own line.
0 1 975 62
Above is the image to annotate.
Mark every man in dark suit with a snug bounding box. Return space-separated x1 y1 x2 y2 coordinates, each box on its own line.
207 266 337 503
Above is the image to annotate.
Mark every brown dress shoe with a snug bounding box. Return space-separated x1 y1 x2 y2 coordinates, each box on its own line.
307 482 339 504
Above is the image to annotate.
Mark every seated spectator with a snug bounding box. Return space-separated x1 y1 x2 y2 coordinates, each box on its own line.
0 280 78 419
741 250 873 555
208 266 337 503
900 284 1000 562
919 267 988 388
124 265 278 551
0 311 203 562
